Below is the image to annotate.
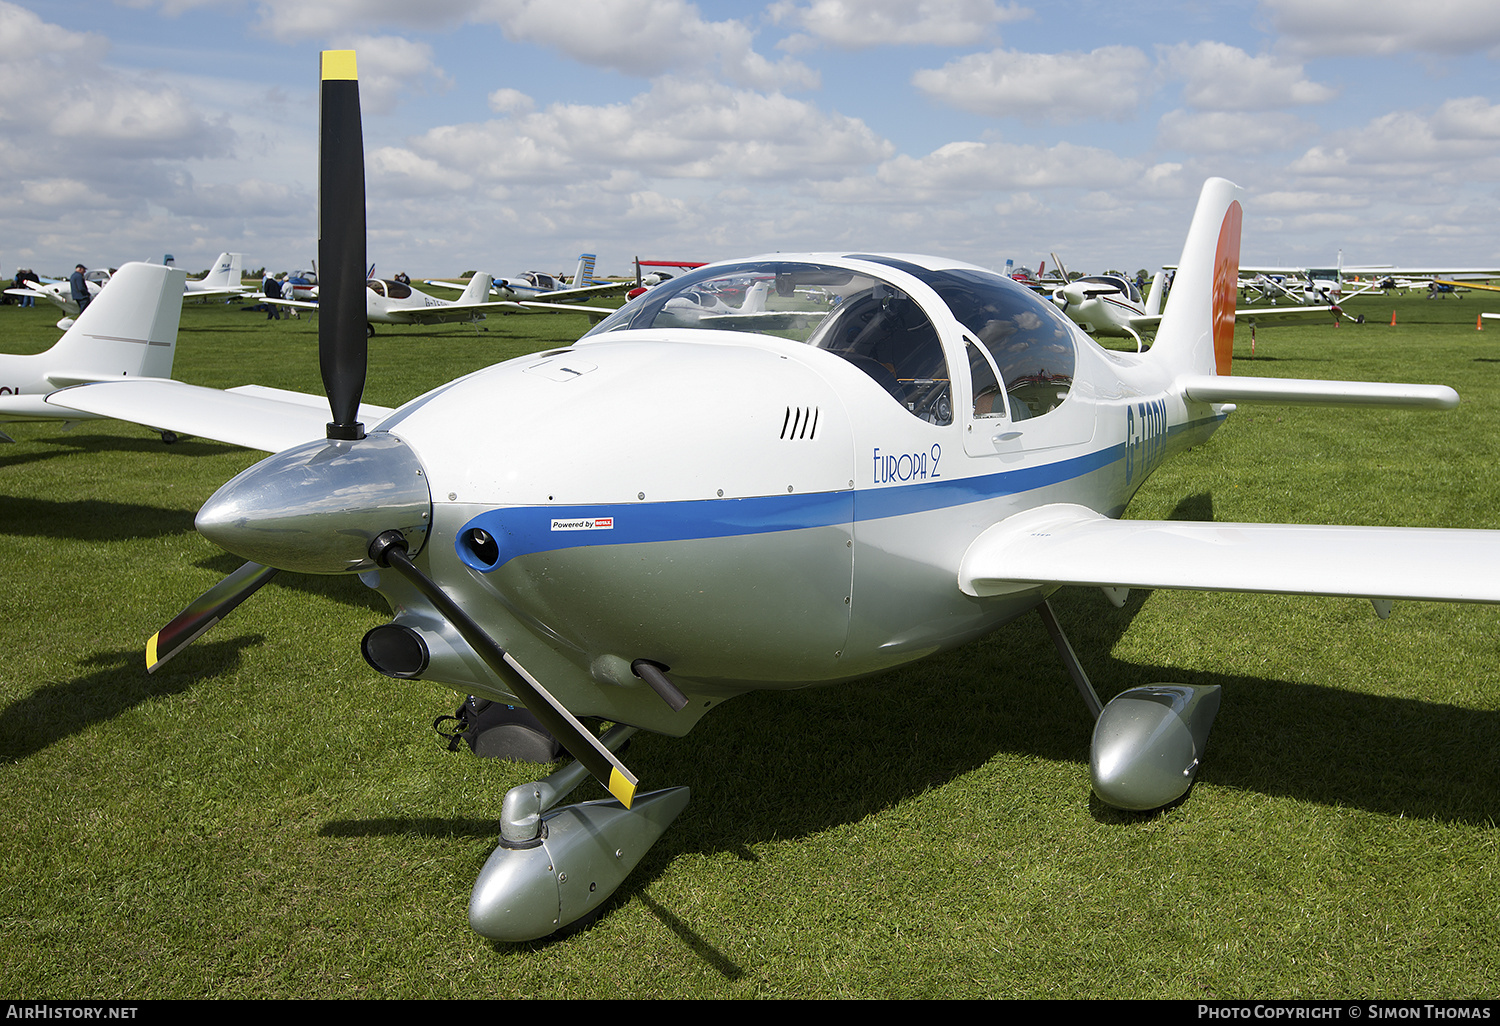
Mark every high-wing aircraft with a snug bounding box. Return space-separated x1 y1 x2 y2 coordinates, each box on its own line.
49 52 1500 944
1238 257 1500 308
0 261 186 441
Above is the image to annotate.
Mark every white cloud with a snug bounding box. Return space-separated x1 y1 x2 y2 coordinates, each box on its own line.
873 138 1166 195
1157 110 1320 154
345 36 453 115
1264 0 1500 57
1289 109 1500 179
768 0 1031 50
249 0 818 90
911 46 1150 121
1158 42 1336 111
1431 97 1500 140
391 77 893 186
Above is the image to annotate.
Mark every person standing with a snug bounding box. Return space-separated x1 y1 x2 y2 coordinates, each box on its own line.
69 264 91 314
263 271 283 319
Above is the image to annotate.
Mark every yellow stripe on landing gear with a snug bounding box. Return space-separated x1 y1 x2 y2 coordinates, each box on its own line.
145 632 160 671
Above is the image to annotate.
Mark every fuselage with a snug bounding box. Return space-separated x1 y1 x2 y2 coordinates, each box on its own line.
365 277 487 325
348 254 1225 734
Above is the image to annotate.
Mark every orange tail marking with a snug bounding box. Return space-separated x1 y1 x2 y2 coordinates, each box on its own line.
1212 200 1242 376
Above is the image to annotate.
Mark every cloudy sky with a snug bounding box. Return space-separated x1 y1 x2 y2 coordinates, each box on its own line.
3 0 1499 280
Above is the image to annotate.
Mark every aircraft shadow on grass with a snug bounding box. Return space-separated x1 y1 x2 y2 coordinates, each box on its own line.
0 637 262 764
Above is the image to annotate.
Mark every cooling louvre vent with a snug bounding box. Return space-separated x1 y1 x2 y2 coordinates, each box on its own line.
780 406 819 440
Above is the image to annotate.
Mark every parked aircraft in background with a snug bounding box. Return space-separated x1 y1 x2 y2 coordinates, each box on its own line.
0 262 186 441
1054 270 1338 349
6 269 110 328
626 258 707 298
270 271 500 334
429 254 632 308
181 252 255 300
1238 257 1500 307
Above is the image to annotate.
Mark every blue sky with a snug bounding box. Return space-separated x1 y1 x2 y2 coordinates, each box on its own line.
3 0 1499 280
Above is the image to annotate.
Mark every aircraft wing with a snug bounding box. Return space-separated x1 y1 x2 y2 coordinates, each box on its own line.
1435 279 1500 293
534 280 635 303
959 503 1500 605
494 300 617 321
1178 374 1456 408
1232 305 1340 324
427 279 633 304
46 380 394 452
1130 306 1339 334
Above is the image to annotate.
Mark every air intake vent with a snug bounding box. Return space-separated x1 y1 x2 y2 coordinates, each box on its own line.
780 405 819 440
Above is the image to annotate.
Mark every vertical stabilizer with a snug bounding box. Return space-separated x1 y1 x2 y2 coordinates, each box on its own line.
200 252 243 288
1144 270 1165 317
1152 178 1243 378
44 262 187 384
573 253 597 286
459 272 494 306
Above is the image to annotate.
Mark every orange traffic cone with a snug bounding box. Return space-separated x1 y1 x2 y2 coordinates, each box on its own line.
1390 310 1397 326
1478 314 1484 330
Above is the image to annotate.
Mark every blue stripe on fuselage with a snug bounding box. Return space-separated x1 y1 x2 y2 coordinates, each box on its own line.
456 413 1223 572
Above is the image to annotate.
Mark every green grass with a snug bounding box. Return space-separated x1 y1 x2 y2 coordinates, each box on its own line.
2 292 1499 998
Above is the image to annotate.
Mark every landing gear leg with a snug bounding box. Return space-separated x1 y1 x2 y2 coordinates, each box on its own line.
1037 599 1220 811
469 723 690 941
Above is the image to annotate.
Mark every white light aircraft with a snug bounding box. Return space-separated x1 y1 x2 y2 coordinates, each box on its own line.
0 261 186 441
1053 271 1340 350
6 269 111 328
181 252 254 300
1239 257 1500 307
429 253 635 313
271 271 500 335
50 52 1500 944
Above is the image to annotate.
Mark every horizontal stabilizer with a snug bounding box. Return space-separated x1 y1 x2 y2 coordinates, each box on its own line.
46 379 394 452
1180 374 1457 409
960 503 1500 604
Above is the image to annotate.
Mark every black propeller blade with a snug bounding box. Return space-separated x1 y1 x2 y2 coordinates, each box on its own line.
318 50 367 441
146 50 644 810
146 561 280 672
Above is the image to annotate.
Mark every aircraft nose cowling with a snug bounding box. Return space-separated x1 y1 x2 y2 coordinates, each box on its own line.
195 432 431 574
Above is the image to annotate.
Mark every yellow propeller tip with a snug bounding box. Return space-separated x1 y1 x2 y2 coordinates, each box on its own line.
321 50 357 81
609 768 637 810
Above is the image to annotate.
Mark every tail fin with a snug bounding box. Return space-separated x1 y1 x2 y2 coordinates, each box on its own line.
459 272 493 305
1152 178 1243 378
573 253 597 286
44 262 187 384
1143 270 1165 317
199 252 243 288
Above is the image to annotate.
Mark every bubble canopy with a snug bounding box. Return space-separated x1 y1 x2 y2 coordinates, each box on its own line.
585 256 1078 423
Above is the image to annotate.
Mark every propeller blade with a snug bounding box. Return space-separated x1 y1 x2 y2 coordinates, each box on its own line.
147 561 280 673
318 50 367 441
368 532 640 809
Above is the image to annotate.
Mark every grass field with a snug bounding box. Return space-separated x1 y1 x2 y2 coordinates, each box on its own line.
1 291 1498 999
